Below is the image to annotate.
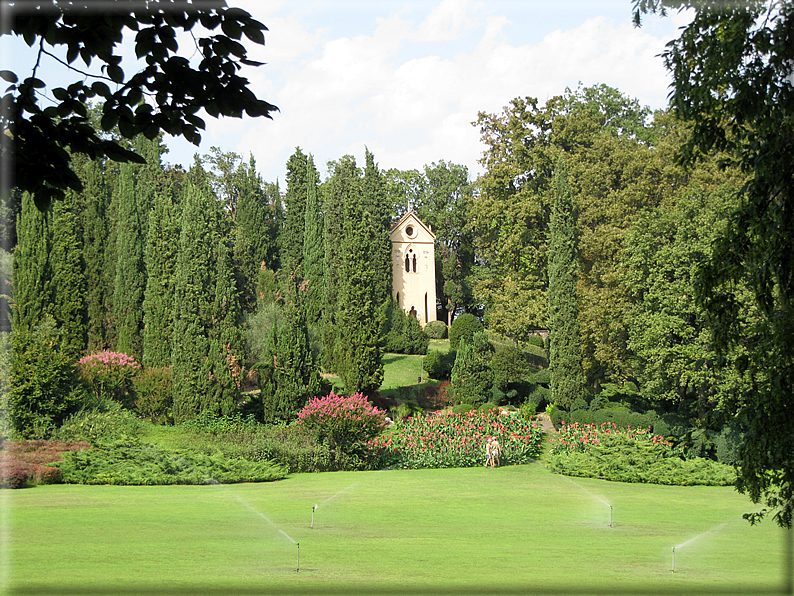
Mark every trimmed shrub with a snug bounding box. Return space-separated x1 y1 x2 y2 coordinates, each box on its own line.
452 403 476 414
297 392 387 449
423 320 448 339
567 409 593 425
450 332 494 406
520 400 536 420
548 426 735 486
570 397 588 412
448 313 483 350
54 439 287 485
550 407 566 430
424 350 456 380
55 401 142 443
478 402 499 411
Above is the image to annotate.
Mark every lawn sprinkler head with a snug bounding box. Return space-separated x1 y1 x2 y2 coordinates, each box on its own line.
671 546 675 573
296 542 300 573
311 504 318 528
609 504 613 528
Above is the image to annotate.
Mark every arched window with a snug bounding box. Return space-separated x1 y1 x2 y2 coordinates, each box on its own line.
396 292 400 306
412 254 417 273
405 254 410 272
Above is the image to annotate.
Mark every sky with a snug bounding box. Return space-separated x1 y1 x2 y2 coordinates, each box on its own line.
3 0 694 184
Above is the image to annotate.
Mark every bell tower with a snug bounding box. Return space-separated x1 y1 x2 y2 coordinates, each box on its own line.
390 211 437 326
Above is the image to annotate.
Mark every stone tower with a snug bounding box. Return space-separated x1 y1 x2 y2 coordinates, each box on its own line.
390 211 437 326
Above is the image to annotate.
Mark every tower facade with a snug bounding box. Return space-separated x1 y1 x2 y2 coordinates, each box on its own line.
390 211 437 326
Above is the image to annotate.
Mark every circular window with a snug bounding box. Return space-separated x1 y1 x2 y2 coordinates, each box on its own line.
405 225 416 238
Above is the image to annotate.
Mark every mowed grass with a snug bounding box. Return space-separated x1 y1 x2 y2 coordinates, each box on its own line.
5 463 787 595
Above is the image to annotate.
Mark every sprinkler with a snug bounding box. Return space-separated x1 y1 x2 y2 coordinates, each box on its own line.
296 542 300 572
671 546 675 573
311 504 318 528
608 504 613 528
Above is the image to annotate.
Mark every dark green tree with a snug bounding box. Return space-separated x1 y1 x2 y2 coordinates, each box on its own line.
113 161 145 360
450 332 494 406
302 153 324 325
11 192 50 332
78 155 113 350
336 204 384 395
321 156 359 372
362 148 393 309
547 157 584 410
171 180 238 421
48 194 86 359
281 147 310 276
259 277 321 423
142 190 180 368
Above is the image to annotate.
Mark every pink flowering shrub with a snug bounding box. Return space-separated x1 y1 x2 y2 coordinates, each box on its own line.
366 409 543 469
297 392 387 449
77 351 141 405
549 421 680 457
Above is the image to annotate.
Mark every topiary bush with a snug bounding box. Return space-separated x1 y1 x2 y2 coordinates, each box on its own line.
478 402 499 411
452 403 476 414
423 320 448 339
423 350 456 380
448 313 483 350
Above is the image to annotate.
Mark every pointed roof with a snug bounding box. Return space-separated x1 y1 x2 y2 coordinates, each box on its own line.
390 210 436 241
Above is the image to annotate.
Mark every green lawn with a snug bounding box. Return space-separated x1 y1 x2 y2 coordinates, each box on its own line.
5 463 786 595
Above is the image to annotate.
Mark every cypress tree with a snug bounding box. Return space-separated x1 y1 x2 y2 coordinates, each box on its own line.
336 176 384 395
450 332 494 406
172 179 241 421
142 190 180 368
113 162 145 359
280 147 309 275
260 276 321 423
172 181 216 421
206 236 244 415
548 157 585 410
322 156 358 372
49 195 86 359
80 156 112 350
234 156 280 313
302 153 324 324
12 192 50 332
362 148 392 309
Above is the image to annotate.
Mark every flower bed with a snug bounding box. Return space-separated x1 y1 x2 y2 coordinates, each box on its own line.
549 421 679 457
367 409 543 469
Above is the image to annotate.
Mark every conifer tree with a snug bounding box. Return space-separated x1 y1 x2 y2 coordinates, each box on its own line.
362 148 393 309
450 332 494 406
49 195 86 359
142 190 180 368
302 153 324 325
260 276 321 423
79 156 112 350
322 156 359 372
171 180 241 421
113 161 146 360
336 178 384 395
206 237 244 415
547 157 585 410
234 156 280 313
12 192 50 332
281 147 309 275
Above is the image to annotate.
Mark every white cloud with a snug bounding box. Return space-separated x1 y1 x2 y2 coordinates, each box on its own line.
166 2 681 185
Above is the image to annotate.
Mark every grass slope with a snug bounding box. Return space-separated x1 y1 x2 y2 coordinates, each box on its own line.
6 463 785 595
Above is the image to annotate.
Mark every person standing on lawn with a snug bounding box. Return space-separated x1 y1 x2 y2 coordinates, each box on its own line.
484 437 493 467
490 437 501 467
